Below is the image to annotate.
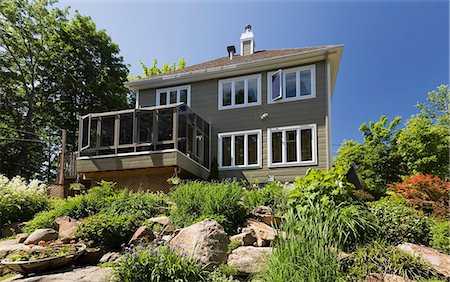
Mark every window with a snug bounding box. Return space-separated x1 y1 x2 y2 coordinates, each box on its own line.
218 129 262 169
218 74 261 110
267 65 316 103
156 85 191 106
268 124 317 167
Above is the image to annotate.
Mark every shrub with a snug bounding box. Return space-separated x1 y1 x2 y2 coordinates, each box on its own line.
242 181 289 214
75 212 137 248
112 245 207 282
368 194 431 245
0 175 49 227
388 174 450 219
169 181 247 233
430 220 450 254
345 240 440 281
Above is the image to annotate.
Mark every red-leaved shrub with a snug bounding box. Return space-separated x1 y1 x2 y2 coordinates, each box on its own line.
388 174 450 219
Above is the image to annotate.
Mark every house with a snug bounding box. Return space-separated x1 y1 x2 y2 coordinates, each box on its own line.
75 25 343 192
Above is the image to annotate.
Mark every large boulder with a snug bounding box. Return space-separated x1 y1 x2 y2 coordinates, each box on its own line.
242 219 276 247
397 243 450 277
251 206 281 226
129 226 155 246
23 229 58 245
229 230 256 246
169 219 229 265
15 233 28 244
54 216 81 243
227 246 272 274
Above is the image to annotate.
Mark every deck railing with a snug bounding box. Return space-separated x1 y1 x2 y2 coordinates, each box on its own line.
78 103 210 169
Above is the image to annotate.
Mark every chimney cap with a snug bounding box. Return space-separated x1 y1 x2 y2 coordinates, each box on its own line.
244 24 252 31
227 45 236 54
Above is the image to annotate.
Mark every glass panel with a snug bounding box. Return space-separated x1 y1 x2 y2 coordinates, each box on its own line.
159 92 167 105
300 70 312 96
187 123 194 154
178 111 187 153
286 130 297 162
222 82 232 107
100 116 115 147
222 136 231 166
271 132 282 163
137 111 153 143
248 134 258 165
157 109 173 141
248 78 258 103
204 136 210 168
271 71 282 100
82 118 89 148
301 129 313 161
89 118 98 149
285 72 297 98
235 80 244 105
196 128 203 160
180 89 188 104
170 90 177 104
119 113 133 145
235 135 244 165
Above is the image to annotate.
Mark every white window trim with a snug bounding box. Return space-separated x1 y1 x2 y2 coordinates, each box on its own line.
218 129 262 170
267 124 317 168
156 85 191 106
218 74 262 110
267 64 316 104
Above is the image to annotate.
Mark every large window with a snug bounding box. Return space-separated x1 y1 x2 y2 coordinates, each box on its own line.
268 65 316 103
268 124 316 167
156 85 191 106
218 74 261 110
218 129 262 169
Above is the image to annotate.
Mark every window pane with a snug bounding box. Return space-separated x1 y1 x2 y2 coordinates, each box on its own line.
235 135 244 165
196 128 203 160
222 82 232 106
82 118 89 148
119 113 133 145
177 111 187 153
222 136 231 166
170 91 177 104
180 89 188 104
89 118 98 149
286 130 297 162
248 134 258 165
159 92 167 105
137 112 153 143
248 78 258 103
235 80 244 105
100 116 115 147
285 72 297 98
271 71 282 100
300 70 312 96
301 129 313 161
157 109 173 141
187 123 194 154
272 132 282 163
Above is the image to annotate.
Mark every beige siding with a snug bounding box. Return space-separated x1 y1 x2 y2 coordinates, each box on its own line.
138 60 330 182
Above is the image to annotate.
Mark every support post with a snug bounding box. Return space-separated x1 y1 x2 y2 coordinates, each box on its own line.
58 129 67 186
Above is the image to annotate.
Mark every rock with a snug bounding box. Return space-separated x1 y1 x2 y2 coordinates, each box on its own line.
77 247 110 266
148 216 170 226
242 219 276 247
227 246 272 274
1 222 26 237
2 266 111 282
129 226 155 246
251 206 281 226
365 273 413 282
23 229 58 245
397 243 450 277
162 235 172 242
99 252 120 263
54 216 81 243
170 219 229 265
15 233 28 244
229 230 256 246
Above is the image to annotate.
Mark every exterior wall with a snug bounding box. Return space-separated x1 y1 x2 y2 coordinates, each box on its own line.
139 60 330 183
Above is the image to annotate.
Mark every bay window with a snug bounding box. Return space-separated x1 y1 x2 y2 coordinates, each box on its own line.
218 74 261 110
218 129 262 169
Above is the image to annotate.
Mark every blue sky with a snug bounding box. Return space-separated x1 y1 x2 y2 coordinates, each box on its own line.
58 0 449 155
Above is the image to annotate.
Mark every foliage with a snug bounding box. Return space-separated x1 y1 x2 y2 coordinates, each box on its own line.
169 181 247 233
5 244 82 262
260 204 345 282
345 241 440 281
0 175 49 227
429 220 450 254
207 268 238 282
416 85 450 128
111 245 207 282
75 212 137 248
368 194 431 245
290 168 357 208
0 0 129 180
129 58 186 80
388 174 449 218
243 181 289 214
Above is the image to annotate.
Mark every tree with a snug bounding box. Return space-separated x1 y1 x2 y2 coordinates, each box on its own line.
130 57 186 80
0 0 129 180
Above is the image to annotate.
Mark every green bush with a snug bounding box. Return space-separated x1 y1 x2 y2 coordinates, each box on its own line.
345 241 440 281
243 181 289 214
0 175 50 228
75 212 137 248
430 220 450 254
112 245 207 282
169 181 247 233
368 194 431 245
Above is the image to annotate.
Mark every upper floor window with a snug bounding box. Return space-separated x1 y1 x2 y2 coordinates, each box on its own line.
218 129 262 169
156 85 191 106
218 74 261 110
268 64 316 104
